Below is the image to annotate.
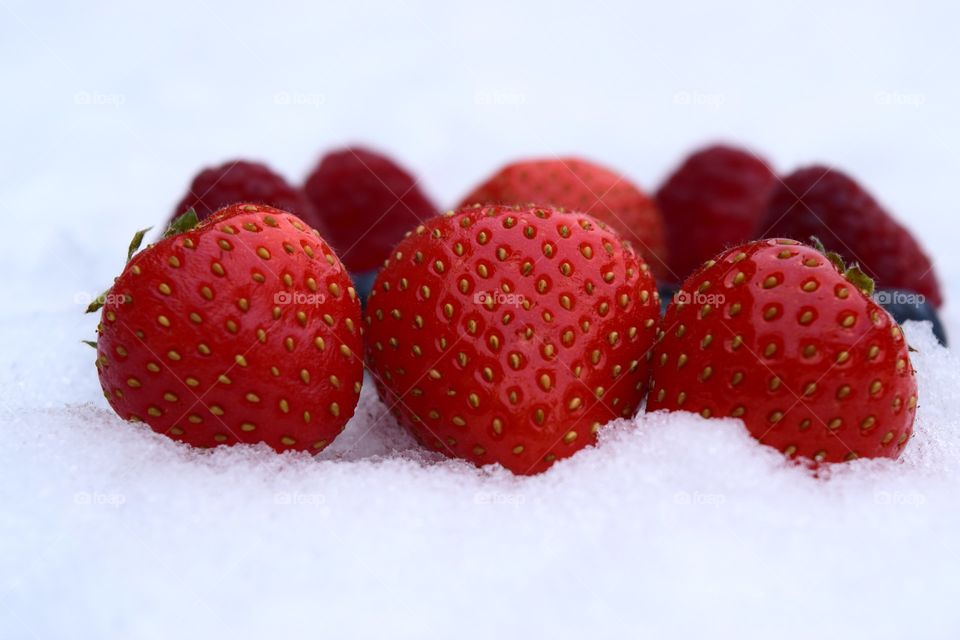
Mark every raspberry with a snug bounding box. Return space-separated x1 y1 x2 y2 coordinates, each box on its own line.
656 144 777 281
172 160 324 234
760 166 942 307
304 147 438 273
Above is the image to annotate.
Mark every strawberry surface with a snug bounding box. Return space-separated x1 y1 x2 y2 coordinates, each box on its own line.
647 238 917 462
365 204 661 474
94 203 363 452
458 158 668 279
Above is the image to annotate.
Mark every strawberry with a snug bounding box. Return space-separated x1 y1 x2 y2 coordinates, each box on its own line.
172 160 328 236
458 158 668 279
303 146 438 274
91 203 364 452
759 165 942 307
646 238 918 463
364 203 661 474
656 144 777 281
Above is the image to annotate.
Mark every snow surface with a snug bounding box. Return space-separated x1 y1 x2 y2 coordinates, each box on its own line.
3 1 960 638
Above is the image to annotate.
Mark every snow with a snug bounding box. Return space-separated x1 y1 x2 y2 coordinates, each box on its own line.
3 1 960 638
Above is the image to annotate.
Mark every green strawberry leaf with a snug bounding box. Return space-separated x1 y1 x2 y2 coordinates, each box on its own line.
81 340 98 349
163 208 200 238
844 265 874 297
127 227 152 262
808 235 876 295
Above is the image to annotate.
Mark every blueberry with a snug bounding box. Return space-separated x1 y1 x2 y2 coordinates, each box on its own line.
657 282 678 316
351 268 379 309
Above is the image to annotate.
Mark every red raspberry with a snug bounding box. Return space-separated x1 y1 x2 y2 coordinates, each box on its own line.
172 160 326 236
656 144 777 281
304 147 438 273
760 166 942 307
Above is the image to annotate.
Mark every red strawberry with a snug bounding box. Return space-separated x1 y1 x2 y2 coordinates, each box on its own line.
303 146 438 273
759 165 942 307
656 144 777 281
458 158 668 279
646 238 918 463
364 203 661 474
92 203 363 452
172 160 327 236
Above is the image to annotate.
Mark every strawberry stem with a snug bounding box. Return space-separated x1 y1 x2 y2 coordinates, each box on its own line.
85 209 200 316
808 236 875 297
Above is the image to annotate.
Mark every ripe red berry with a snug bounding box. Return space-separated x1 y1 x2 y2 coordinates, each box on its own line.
458 158 668 279
365 204 661 475
93 204 364 452
647 238 918 463
172 160 326 235
656 144 777 281
760 165 942 307
303 146 438 273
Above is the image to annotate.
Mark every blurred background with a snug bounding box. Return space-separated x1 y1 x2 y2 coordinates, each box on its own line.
2 0 957 329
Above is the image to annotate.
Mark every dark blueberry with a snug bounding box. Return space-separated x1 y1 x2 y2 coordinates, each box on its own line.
657 282 678 316
351 268 378 309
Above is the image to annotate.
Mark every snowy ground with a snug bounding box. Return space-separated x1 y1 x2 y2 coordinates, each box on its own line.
3 1 960 638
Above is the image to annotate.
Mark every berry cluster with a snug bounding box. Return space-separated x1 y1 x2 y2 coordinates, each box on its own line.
88 144 935 474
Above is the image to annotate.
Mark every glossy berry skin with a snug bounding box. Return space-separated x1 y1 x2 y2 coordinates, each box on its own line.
304 146 439 273
172 160 326 235
95 204 364 452
760 165 942 308
458 158 668 280
365 204 661 474
656 144 777 281
647 239 918 463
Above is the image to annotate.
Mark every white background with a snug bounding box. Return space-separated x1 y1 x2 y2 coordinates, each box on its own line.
1 1 959 639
